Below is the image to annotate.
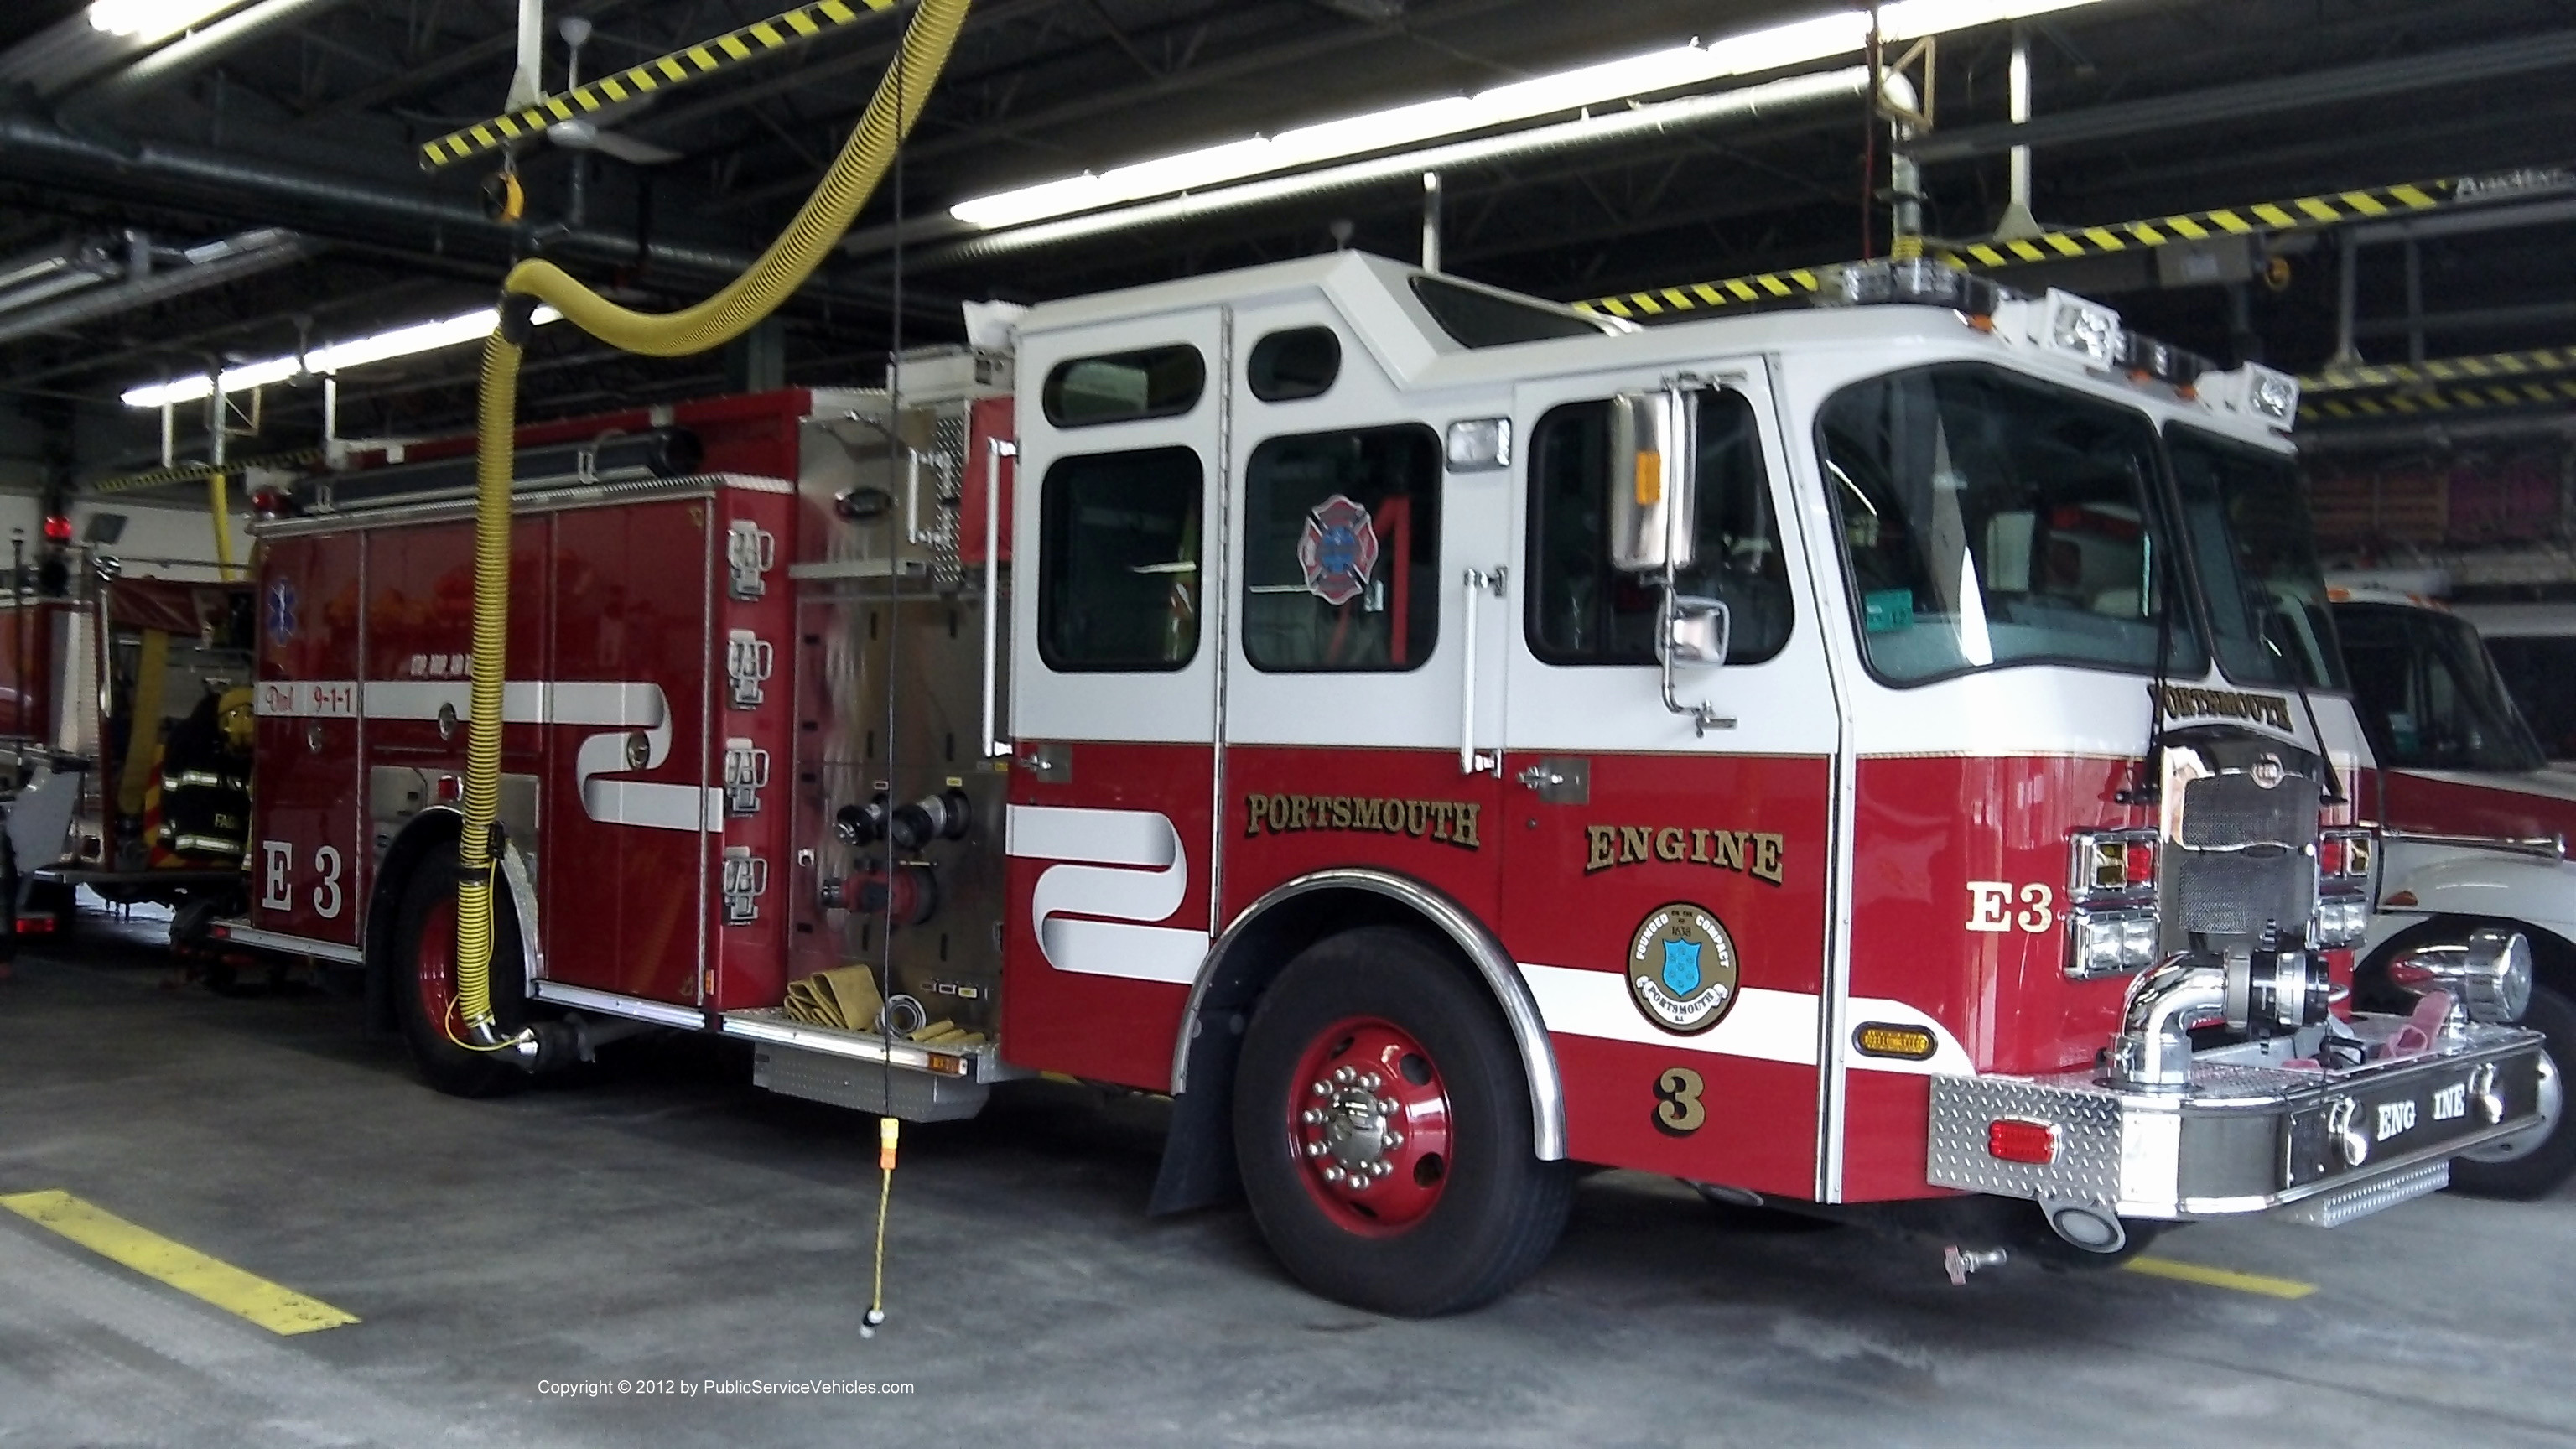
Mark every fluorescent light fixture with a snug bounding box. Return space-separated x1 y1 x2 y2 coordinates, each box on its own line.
87 0 241 43
949 0 2116 231
120 305 563 409
932 69 1870 262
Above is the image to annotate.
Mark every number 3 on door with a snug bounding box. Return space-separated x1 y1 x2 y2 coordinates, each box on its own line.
1653 1066 1706 1136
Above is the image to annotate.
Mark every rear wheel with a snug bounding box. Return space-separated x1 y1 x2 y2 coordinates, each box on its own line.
392 859 530 1098
2448 984 2575 1200
1233 927 1571 1316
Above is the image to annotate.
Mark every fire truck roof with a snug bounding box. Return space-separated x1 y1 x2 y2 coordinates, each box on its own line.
1012 249 2298 452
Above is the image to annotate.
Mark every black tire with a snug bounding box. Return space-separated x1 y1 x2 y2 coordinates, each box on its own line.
391 858 530 1098
2448 984 2576 1200
1233 926 1571 1317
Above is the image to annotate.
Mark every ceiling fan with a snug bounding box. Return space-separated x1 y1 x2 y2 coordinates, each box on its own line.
510 8 682 167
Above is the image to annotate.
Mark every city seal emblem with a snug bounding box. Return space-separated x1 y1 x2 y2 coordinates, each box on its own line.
1626 902 1739 1035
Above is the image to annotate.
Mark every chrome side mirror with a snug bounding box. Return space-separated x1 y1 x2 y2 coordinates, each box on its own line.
1658 592 1732 734
1608 389 1696 574
1663 594 1730 667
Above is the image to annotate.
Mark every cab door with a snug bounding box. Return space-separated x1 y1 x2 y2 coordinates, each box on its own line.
1001 307 1228 1089
1498 363 1842 1200
1216 304 1509 927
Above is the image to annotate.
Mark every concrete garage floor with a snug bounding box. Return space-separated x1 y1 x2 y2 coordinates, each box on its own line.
5 921 2575 1449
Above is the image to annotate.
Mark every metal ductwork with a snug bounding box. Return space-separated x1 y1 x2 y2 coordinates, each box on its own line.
0 228 314 350
0 117 924 314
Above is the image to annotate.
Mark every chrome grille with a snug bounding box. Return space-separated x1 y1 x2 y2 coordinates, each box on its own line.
2165 769 2319 946
2178 773 2320 849
2168 849 2312 939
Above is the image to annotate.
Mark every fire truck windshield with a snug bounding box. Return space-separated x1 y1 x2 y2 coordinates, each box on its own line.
2165 424 2345 693
1819 363 2205 686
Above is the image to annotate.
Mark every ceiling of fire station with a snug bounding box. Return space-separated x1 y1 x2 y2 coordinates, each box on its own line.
3 0 2573 485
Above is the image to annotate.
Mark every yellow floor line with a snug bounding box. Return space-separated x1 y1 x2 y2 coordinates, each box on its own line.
2123 1254 2318 1300
1 1190 360 1336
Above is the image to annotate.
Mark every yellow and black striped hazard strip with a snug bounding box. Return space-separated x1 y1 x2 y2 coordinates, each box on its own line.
1577 266 1831 319
2305 345 2576 395
418 0 900 171
91 449 325 495
1939 179 2447 269
1576 171 2526 321
2300 377 2576 422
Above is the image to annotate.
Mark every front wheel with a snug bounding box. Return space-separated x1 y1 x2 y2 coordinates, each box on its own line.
391 858 531 1098
1233 926 1571 1317
2448 984 2575 1200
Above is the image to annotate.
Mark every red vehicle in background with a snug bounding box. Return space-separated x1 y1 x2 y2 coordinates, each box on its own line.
2330 583 2576 1197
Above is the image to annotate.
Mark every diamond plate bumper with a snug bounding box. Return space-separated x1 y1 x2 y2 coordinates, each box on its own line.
1926 1019 2545 1221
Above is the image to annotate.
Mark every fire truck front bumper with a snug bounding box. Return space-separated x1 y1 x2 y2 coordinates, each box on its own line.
1924 1022 2547 1226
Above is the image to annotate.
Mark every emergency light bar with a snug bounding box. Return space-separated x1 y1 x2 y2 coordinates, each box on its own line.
1820 257 2002 315
2199 361 2302 428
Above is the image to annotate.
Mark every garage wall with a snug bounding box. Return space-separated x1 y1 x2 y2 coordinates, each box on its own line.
0 492 252 581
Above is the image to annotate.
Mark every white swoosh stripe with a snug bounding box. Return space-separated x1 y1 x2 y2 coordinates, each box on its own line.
1519 962 1973 1075
257 678 723 833
1008 805 1208 984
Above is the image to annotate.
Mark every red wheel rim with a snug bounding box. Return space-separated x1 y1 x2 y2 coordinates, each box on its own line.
415 894 460 1035
1285 1015 1452 1234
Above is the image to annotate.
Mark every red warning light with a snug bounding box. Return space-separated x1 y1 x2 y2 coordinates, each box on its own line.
41 515 73 543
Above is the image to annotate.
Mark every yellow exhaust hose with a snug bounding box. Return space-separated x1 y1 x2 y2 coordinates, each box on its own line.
449 0 973 1039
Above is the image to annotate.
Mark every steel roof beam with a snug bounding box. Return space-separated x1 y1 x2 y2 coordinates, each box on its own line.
1907 29 2576 164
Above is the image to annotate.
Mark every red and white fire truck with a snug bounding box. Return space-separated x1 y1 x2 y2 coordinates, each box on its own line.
0 551 255 939
2327 583 2576 1197
225 252 2547 1314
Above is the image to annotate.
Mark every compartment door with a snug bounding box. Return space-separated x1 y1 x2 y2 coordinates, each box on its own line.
1499 366 1842 1199
1001 308 1226 1089
252 536 364 946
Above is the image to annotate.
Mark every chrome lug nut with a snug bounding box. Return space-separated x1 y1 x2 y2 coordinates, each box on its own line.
1333 1065 1356 1084
1305 1141 1325 1158
1379 1096 1400 1115
1383 1130 1403 1150
1301 1108 1324 1126
1310 1081 1329 1098
1320 1166 1343 1183
1361 1072 1382 1091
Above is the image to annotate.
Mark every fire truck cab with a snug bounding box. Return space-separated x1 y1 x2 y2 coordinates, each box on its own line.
240 252 2547 1315
2327 582 2576 1196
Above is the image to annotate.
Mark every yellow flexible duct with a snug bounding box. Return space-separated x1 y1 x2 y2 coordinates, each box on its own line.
208 472 237 578
450 0 973 1038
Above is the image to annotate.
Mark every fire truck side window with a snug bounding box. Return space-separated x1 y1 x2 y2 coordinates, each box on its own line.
1241 424 1441 672
1525 391 1791 667
1042 345 1208 428
1817 364 2204 687
1037 447 1203 672
1247 327 1342 402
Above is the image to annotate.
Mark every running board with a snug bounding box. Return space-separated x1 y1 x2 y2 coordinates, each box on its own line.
528 979 709 1030
723 1008 1026 1124
720 1007 1026 1083
207 922 363 965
